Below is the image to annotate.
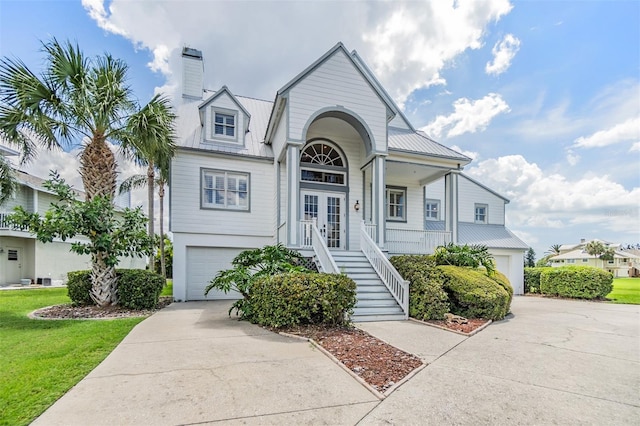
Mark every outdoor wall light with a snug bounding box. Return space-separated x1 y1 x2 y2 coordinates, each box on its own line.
354 200 360 212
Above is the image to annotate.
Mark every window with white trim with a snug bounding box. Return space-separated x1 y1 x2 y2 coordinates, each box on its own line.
201 169 249 210
386 187 406 222
474 204 488 224
425 199 440 221
213 111 236 139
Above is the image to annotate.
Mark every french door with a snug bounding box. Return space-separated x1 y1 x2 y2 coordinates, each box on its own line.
301 191 346 249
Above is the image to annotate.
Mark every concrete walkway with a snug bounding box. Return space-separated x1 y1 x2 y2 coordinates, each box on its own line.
33 297 640 425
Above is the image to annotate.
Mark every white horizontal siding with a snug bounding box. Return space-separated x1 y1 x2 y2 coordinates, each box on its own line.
385 177 424 231
288 50 387 152
424 179 446 222
170 150 275 236
182 56 203 99
458 177 505 225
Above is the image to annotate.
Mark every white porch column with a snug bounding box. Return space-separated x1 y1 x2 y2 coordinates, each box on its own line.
286 144 300 247
372 155 386 248
444 172 459 243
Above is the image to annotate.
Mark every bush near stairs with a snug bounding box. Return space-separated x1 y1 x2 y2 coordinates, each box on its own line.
250 272 357 328
391 255 513 321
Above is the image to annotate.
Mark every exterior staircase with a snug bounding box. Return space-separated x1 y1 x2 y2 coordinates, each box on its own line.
332 251 406 322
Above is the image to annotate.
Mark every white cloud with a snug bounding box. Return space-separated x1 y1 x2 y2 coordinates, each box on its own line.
82 0 513 107
450 145 479 161
565 149 580 166
465 155 640 234
630 142 640 152
573 117 640 148
421 93 510 138
485 33 520 75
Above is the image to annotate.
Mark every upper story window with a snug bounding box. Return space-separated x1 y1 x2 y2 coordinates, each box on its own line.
201 169 249 211
425 199 440 221
386 186 406 222
300 141 346 186
212 110 237 141
474 204 488 224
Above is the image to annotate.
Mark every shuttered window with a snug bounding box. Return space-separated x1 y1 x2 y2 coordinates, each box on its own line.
202 169 249 210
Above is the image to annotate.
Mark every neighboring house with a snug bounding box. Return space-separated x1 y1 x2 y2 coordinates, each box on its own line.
0 146 145 286
549 238 640 278
170 43 527 321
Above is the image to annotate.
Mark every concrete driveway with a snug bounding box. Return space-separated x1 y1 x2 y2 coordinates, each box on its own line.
33 297 639 425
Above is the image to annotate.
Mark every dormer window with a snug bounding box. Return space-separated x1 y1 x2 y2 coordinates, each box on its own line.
214 112 235 138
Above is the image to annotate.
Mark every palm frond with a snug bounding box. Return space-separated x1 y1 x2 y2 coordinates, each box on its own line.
118 174 147 194
0 156 18 205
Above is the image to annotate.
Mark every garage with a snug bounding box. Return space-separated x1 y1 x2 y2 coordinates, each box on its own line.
186 247 246 300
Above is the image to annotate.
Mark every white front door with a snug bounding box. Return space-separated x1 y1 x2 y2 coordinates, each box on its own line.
301 191 346 249
6 247 22 283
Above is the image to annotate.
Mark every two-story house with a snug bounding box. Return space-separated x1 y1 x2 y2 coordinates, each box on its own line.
549 239 640 278
170 43 527 321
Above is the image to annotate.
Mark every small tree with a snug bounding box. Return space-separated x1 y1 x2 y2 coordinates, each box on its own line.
432 243 496 275
524 247 536 267
9 173 152 305
585 240 606 267
545 244 562 256
154 235 173 278
205 244 308 317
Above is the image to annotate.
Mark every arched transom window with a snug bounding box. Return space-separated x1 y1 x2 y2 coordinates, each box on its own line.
300 141 346 185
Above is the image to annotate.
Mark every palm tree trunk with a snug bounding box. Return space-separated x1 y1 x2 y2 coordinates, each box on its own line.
147 163 155 269
80 136 118 306
158 183 166 278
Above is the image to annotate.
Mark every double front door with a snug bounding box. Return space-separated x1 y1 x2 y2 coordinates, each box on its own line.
301 191 346 249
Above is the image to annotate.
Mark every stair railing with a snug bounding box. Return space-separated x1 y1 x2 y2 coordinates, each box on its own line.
360 220 409 319
300 219 339 274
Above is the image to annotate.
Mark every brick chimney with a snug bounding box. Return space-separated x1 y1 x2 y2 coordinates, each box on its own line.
182 47 203 100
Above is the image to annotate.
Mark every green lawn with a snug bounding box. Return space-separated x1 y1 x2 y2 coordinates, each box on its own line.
161 279 173 297
0 288 144 426
606 278 640 304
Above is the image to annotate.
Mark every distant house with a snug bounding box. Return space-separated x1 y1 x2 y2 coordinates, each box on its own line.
0 146 145 287
170 42 528 321
549 239 640 278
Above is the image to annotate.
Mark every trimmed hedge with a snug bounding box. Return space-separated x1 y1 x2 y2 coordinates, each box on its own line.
390 255 449 320
438 265 511 320
540 266 613 299
66 269 166 309
524 267 545 293
249 272 356 328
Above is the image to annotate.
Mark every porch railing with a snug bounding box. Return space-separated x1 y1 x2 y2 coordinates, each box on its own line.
360 221 409 319
0 212 28 231
364 222 376 240
299 219 339 274
386 228 451 254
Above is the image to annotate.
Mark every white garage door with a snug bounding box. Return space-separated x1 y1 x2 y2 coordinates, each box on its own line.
186 247 245 300
494 255 510 280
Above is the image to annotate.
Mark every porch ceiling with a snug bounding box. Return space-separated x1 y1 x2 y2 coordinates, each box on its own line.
385 160 450 185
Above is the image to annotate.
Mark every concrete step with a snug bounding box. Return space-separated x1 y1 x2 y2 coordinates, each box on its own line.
356 298 399 308
352 313 407 322
353 306 405 316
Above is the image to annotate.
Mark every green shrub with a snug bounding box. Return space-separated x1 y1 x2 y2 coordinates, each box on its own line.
433 243 496 275
491 270 513 307
524 267 544 293
540 266 613 299
438 265 511 320
391 255 449 320
66 269 165 309
67 270 92 306
249 272 356 328
116 269 166 309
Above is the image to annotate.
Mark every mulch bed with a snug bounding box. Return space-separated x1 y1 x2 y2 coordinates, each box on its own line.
422 318 490 334
280 324 423 393
30 297 173 320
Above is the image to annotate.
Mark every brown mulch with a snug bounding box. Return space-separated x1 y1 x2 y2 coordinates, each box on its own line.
422 318 490 334
280 324 423 393
31 296 173 319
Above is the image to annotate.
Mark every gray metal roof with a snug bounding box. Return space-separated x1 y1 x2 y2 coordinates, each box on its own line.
458 223 529 250
388 127 471 162
175 92 274 159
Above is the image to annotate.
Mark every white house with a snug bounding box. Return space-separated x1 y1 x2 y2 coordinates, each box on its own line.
549 239 640 278
170 43 527 321
0 145 146 286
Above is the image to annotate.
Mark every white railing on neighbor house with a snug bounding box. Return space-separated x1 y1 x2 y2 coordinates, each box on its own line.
386 228 451 254
0 212 28 231
299 219 339 274
360 221 409 319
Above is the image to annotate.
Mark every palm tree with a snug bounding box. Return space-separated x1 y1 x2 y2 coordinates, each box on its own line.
0 39 173 306
545 244 562 256
0 155 17 206
119 159 172 277
121 95 176 268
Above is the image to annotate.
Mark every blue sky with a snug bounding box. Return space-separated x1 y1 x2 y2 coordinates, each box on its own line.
1 0 638 258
